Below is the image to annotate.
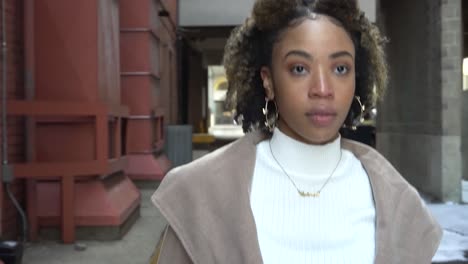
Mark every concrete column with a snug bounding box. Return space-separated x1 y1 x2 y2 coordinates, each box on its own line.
377 0 463 202
440 0 463 202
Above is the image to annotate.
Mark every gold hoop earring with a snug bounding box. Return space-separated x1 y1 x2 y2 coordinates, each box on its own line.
355 96 365 123
262 98 278 132
343 96 365 131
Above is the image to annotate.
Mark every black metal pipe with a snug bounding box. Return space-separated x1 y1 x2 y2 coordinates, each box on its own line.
1 0 7 164
1 0 28 250
5 184 27 244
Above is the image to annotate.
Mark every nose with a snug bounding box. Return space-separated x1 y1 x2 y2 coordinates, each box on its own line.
308 66 334 99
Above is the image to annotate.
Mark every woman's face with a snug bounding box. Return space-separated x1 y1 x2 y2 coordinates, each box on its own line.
261 16 355 145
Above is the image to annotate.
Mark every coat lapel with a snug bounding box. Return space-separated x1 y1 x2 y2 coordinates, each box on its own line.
342 139 395 262
342 139 442 263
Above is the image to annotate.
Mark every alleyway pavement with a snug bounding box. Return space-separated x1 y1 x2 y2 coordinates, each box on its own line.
22 188 166 264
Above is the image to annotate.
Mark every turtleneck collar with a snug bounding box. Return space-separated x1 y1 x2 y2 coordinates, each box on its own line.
269 127 342 182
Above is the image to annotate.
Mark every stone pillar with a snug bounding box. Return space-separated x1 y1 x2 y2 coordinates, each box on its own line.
377 0 463 202
440 0 463 202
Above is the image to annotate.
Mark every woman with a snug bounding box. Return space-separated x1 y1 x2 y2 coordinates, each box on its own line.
151 0 442 263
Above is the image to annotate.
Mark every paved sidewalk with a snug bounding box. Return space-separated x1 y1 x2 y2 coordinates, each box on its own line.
20 187 468 264
430 203 468 264
22 189 166 264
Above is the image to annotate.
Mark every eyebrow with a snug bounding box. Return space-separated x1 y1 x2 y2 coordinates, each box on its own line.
329 51 354 60
283 50 354 61
284 50 313 61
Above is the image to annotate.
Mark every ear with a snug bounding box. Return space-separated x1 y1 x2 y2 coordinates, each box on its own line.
260 66 275 100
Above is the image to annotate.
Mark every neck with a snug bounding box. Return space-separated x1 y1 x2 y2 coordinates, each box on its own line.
269 127 342 182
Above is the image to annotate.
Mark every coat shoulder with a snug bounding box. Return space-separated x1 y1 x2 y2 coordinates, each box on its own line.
155 134 251 195
342 138 413 188
150 132 262 263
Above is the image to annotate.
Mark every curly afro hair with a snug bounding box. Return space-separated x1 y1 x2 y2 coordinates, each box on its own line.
223 0 388 133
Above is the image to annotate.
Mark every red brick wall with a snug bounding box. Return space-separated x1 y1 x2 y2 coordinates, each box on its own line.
0 0 26 239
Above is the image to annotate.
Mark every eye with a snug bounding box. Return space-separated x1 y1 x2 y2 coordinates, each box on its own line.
334 65 349 75
291 65 308 75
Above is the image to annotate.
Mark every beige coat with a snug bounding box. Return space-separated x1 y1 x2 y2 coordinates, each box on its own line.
151 131 442 264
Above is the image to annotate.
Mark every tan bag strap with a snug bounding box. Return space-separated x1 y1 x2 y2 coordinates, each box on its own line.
150 225 169 264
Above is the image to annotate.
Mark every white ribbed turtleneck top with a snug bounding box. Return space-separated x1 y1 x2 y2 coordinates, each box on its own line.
250 128 376 263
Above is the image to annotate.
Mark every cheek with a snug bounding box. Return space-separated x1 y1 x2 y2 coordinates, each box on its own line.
340 80 356 105
271 74 297 108
342 92 355 113
275 90 299 117
346 86 356 102
276 96 307 125
331 83 355 117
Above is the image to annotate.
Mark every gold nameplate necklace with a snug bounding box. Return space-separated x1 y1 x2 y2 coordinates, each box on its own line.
268 140 342 198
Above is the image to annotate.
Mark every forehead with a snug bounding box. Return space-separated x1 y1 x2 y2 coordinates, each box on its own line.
274 16 355 57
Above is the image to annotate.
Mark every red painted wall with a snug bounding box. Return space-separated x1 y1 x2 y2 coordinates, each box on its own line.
0 0 178 239
120 0 177 180
23 0 138 243
0 0 26 240
34 0 121 163
98 0 121 106
119 0 150 28
35 1 98 102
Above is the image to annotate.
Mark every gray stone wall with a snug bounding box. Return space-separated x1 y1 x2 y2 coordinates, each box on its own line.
461 1 468 184
441 0 462 201
377 0 462 201
463 91 468 183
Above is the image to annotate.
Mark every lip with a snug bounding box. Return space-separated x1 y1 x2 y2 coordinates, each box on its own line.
305 109 337 127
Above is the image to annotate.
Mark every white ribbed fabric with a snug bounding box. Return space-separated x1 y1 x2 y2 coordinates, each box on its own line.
250 128 376 264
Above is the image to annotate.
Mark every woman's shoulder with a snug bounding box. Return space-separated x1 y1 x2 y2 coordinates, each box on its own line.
157 139 238 191
165 133 256 180
341 138 432 214
153 131 262 203
342 138 410 186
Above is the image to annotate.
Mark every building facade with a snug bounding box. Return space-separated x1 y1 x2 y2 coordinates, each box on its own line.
377 0 466 202
0 0 178 241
